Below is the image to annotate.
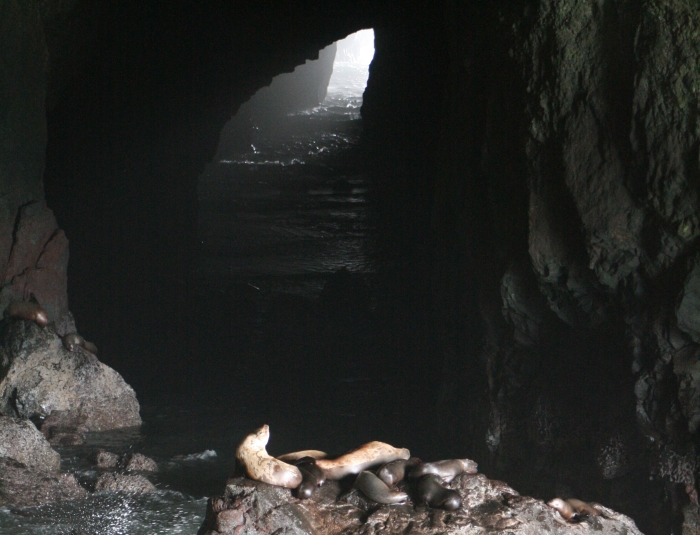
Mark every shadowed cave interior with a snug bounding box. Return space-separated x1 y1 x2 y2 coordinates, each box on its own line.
2 1 700 533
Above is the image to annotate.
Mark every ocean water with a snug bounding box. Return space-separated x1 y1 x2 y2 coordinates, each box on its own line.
0 60 431 535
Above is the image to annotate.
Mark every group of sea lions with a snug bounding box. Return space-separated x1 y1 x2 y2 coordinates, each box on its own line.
4 299 97 355
236 424 605 522
235 424 477 511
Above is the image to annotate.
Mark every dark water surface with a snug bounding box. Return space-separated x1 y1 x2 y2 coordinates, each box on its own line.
0 61 442 534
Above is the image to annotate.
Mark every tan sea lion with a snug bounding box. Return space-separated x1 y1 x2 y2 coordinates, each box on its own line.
235 425 302 488
548 497 599 522
316 441 410 480
277 450 328 463
567 498 600 517
4 301 49 328
408 458 478 483
354 470 409 504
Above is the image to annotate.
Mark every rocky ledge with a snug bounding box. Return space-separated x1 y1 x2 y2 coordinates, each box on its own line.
0 317 141 431
198 475 643 535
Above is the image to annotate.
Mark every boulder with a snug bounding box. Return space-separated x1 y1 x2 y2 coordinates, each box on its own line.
121 452 158 473
198 475 643 535
94 473 156 494
0 457 87 506
0 319 142 430
0 415 60 472
91 449 120 469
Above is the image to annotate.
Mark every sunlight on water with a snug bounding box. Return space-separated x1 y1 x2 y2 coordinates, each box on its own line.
0 492 206 535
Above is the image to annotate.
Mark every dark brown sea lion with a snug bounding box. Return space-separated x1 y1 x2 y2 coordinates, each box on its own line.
409 458 478 483
547 498 600 522
354 470 409 504
82 340 98 355
316 441 410 480
235 425 302 488
62 333 85 352
377 457 422 487
4 301 49 328
294 458 326 499
416 474 462 510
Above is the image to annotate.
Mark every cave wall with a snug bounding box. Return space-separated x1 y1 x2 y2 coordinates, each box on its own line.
0 1 72 333
426 1 700 532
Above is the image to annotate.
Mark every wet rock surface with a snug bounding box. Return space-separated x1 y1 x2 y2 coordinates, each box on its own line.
121 452 159 473
0 415 60 472
94 473 157 494
0 319 142 430
0 457 87 507
198 475 642 535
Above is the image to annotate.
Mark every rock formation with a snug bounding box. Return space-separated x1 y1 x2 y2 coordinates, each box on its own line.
198 475 642 535
0 319 141 431
0 416 87 506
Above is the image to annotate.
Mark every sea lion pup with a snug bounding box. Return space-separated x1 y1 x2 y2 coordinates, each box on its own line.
235 425 302 488
4 301 49 328
408 458 478 483
354 471 409 504
377 457 422 487
277 450 328 463
547 498 600 522
316 441 411 480
294 457 326 499
416 474 462 510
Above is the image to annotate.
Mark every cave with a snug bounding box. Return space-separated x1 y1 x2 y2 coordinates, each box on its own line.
1 1 700 533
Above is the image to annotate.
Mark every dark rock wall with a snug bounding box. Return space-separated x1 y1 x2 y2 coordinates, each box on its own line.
430 1 700 533
0 1 72 330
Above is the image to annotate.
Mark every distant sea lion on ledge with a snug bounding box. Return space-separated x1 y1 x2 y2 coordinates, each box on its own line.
4 301 49 328
235 425 302 488
62 333 98 354
316 441 410 480
82 340 98 355
63 333 85 352
548 497 600 522
354 470 409 504
277 450 328 463
408 458 478 483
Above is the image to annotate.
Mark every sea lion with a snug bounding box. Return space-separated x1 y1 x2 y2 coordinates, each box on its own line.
63 333 85 352
4 301 49 328
408 459 478 483
416 474 462 510
277 450 328 463
82 340 98 355
294 458 326 499
235 425 302 488
62 333 98 354
377 457 422 487
316 441 411 480
547 498 599 522
354 470 409 504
